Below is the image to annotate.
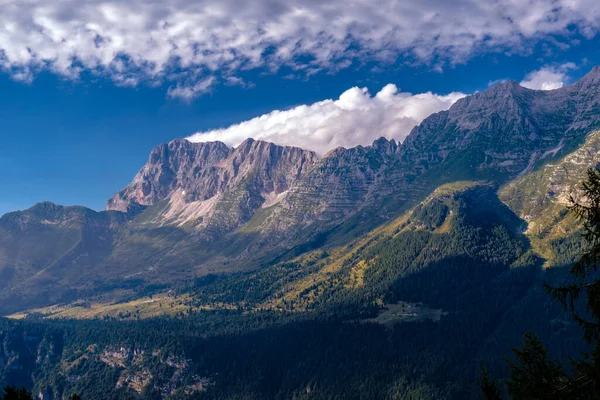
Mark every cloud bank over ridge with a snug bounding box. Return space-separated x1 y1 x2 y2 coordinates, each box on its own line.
186 85 466 154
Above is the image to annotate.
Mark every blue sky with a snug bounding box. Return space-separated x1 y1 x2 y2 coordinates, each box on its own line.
1 0 600 216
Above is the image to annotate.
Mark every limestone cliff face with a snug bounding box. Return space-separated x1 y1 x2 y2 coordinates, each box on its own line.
262 139 400 234
106 135 399 234
107 138 318 230
500 129 600 221
106 139 232 212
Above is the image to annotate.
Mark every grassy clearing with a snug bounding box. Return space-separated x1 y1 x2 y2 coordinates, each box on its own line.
365 302 446 328
6 293 237 320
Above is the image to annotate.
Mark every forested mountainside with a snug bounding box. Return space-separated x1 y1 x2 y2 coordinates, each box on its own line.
2 67 600 399
0 184 586 399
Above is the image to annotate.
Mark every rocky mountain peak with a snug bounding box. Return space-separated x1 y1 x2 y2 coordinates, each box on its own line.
372 137 399 154
0 201 105 232
106 138 318 230
235 137 256 150
563 67 600 101
400 66 600 180
224 138 318 195
550 66 600 132
577 65 600 85
487 79 523 93
106 140 232 212
30 201 61 212
450 79 531 116
230 138 316 169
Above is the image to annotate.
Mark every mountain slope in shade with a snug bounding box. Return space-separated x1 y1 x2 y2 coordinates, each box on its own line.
0 203 130 313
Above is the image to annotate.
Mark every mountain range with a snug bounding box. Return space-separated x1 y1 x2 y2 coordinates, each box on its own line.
3 67 600 315
1 66 600 399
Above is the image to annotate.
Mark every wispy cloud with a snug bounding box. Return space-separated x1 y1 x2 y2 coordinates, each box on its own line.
224 76 255 89
186 84 466 154
488 78 509 87
520 63 578 90
0 1 598 97
167 76 217 101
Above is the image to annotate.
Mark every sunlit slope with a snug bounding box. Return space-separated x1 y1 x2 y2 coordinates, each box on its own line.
499 130 600 267
183 182 533 317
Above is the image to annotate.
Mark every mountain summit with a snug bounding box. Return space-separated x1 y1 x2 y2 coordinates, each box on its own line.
107 138 318 231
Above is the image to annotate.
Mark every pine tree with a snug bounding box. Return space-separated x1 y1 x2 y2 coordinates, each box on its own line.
0 386 34 400
505 333 566 399
477 370 503 400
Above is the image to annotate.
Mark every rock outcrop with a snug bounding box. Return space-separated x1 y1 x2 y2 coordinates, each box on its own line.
107 138 318 230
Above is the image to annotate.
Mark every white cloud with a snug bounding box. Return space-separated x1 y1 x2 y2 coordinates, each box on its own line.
520 63 577 90
167 76 216 101
186 85 466 154
488 78 509 87
224 76 254 89
0 1 599 97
